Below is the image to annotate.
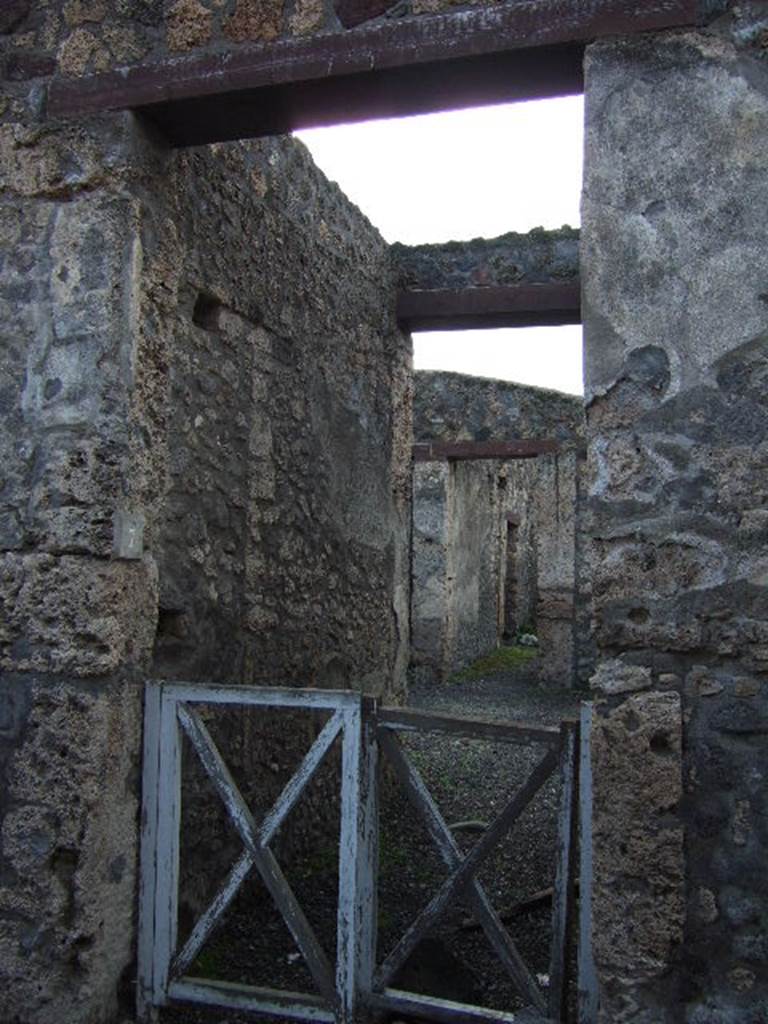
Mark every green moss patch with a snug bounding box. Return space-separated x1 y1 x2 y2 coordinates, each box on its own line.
450 644 538 682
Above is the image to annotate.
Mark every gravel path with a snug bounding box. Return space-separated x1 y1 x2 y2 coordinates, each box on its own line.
159 670 581 1023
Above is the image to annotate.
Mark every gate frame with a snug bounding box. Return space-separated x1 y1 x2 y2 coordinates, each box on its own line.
137 683 371 1024
137 683 583 1024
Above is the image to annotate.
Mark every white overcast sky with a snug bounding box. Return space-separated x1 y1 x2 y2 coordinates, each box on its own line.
295 95 584 395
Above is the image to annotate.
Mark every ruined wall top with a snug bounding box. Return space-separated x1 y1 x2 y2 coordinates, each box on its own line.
413 370 585 446
0 0 538 81
393 228 580 291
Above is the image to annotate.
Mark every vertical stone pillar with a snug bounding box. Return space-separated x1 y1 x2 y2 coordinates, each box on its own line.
583 21 768 1021
410 461 452 683
0 115 159 1023
534 451 578 687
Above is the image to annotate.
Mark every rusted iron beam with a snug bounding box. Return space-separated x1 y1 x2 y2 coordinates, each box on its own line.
413 439 559 463
47 1 715 147
51 47 583 146
398 282 581 331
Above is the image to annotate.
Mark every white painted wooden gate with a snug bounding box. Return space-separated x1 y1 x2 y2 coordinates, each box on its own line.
137 683 583 1024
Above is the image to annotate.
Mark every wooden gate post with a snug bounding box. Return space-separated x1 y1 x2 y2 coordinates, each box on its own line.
548 719 579 1020
137 683 182 1020
137 682 162 1023
577 703 598 1023
337 695 379 1023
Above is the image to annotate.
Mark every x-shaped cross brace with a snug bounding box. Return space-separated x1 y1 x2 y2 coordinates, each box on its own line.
171 705 343 1008
374 730 559 1014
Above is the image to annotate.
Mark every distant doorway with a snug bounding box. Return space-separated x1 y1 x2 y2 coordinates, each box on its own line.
502 515 519 643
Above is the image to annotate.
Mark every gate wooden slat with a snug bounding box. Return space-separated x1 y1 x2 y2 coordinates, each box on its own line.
152 688 183 1004
356 698 380 996
260 709 344 846
577 704 598 1024
257 846 339 1008
172 711 342 979
375 743 560 991
336 699 379 1023
368 988 553 1024
163 683 360 709
137 683 163 1020
378 730 546 1012
548 720 579 1020
171 851 255 979
169 978 336 1022
176 705 261 848
378 706 559 746
177 705 337 1007
140 685 583 1024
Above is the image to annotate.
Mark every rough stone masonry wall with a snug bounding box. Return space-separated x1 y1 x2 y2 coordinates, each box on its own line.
0 27 410 1024
0 104 162 1024
147 137 411 698
146 135 412 919
583 11 768 1022
0 0 511 85
411 371 589 686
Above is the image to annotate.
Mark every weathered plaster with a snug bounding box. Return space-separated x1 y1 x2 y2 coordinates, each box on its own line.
583 20 768 1021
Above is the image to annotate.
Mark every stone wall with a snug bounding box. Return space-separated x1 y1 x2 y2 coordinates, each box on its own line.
0 37 410 1021
411 370 588 686
4 2 768 1021
583 11 768 1021
0 0 520 84
147 137 411 697
0 106 159 1024
146 136 412 923
393 227 580 291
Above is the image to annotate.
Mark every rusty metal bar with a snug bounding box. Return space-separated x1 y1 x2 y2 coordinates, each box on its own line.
412 440 560 463
398 282 581 331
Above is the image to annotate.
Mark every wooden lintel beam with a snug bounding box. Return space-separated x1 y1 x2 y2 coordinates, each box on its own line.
398 282 581 332
48 1 714 147
413 440 559 462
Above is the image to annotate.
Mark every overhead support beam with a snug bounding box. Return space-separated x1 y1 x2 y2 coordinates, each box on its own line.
413 440 560 463
397 282 581 332
47 0 717 147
